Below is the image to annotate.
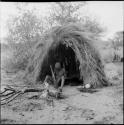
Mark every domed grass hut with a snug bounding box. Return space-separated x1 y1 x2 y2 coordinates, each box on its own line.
24 24 109 88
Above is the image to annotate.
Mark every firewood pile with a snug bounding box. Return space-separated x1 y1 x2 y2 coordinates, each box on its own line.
0 82 65 105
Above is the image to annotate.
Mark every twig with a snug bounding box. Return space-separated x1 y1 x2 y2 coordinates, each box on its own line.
24 88 44 93
1 92 17 101
0 91 15 97
0 88 9 95
1 91 23 105
6 85 17 91
0 88 15 95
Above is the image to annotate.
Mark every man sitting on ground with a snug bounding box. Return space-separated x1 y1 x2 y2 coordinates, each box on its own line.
44 62 66 92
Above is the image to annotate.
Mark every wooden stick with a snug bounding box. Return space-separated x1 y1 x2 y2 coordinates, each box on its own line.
0 88 8 95
0 87 15 95
0 91 15 97
24 88 44 93
50 65 56 83
1 92 23 105
1 92 17 101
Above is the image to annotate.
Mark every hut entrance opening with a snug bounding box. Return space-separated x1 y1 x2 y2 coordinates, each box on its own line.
39 43 82 85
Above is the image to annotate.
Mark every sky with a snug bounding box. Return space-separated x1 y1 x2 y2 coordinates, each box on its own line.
84 1 124 39
0 1 123 43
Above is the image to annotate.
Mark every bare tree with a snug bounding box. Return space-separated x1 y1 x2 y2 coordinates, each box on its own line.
47 2 86 26
110 31 123 62
111 31 123 50
47 2 105 37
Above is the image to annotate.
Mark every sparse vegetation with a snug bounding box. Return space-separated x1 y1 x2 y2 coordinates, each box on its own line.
1 2 123 124
110 31 123 62
4 8 45 71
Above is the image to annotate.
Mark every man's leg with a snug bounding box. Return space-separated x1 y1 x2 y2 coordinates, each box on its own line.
54 78 60 89
60 76 65 89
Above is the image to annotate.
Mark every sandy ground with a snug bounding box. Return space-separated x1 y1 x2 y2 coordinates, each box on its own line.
1 50 123 124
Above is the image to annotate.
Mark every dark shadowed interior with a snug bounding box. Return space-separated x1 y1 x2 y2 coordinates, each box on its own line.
38 43 82 85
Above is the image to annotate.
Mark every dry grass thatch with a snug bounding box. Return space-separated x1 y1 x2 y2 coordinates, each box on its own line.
24 23 109 88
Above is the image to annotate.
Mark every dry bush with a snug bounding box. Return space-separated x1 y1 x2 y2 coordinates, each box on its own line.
104 62 123 82
5 8 45 72
5 42 35 72
100 47 114 63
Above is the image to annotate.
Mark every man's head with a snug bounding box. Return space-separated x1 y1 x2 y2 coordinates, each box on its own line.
55 62 61 70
